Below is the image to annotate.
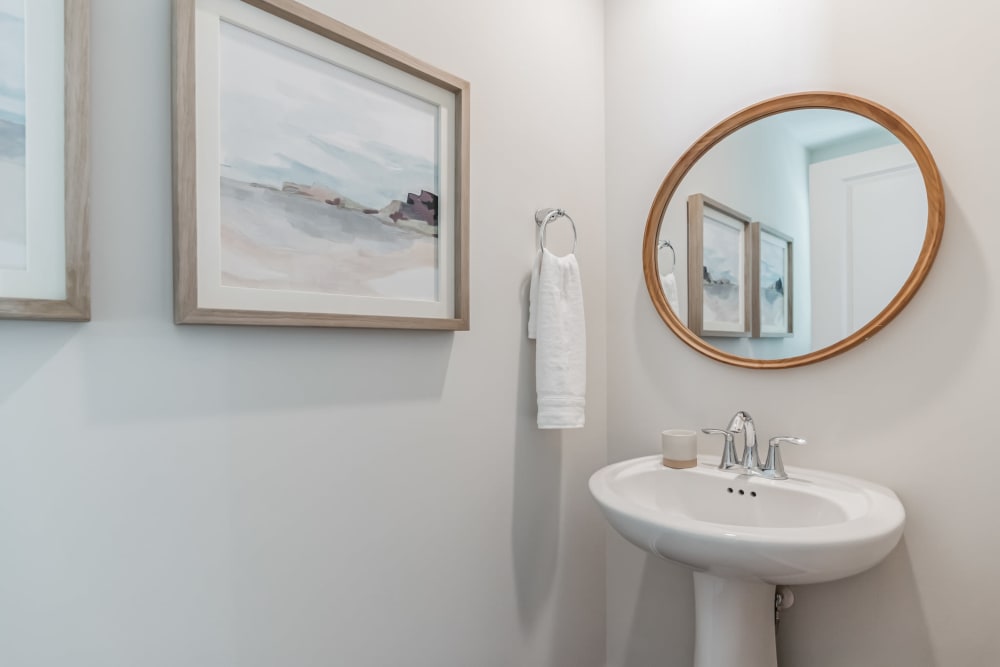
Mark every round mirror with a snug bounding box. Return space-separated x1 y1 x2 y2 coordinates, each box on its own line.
643 92 944 369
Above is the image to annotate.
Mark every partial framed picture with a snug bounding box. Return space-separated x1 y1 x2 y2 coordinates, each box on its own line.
173 0 470 329
0 0 90 321
686 194 751 337
751 222 793 337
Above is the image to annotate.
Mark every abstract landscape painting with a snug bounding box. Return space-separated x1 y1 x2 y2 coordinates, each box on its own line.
218 21 441 302
701 215 745 331
0 0 26 270
757 228 792 336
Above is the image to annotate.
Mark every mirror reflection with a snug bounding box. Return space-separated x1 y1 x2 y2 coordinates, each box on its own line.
656 109 928 361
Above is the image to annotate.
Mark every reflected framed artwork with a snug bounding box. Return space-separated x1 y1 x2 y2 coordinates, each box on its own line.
173 0 470 329
686 194 751 337
0 0 90 321
751 223 793 337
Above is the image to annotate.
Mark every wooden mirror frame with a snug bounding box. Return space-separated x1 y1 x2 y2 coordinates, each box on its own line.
642 92 945 369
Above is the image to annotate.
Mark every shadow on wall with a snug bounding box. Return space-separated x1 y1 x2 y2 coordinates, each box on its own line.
78 322 456 422
611 539 933 667
512 270 608 667
777 538 935 666
511 273 563 632
0 321 82 405
622 553 695 667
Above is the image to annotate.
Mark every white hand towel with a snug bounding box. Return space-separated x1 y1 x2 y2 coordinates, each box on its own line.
660 272 680 314
527 250 542 339
528 249 586 429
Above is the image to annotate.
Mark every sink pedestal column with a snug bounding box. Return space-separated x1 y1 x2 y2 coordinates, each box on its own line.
692 572 777 667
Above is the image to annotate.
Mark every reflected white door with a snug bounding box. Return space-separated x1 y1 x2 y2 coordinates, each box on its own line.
809 144 926 349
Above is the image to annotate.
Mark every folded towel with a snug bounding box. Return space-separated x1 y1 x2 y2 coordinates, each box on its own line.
528 250 542 339
660 272 680 314
528 249 586 429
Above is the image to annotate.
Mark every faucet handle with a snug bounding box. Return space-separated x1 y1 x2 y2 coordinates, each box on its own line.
760 437 807 480
702 428 740 470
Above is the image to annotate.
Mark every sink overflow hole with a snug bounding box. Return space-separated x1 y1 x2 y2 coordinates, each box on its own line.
738 490 745 495
727 487 734 493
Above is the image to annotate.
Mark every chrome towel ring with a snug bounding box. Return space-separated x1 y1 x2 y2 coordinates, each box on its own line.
534 208 578 254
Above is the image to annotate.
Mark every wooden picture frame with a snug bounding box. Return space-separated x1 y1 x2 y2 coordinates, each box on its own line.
751 222 793 338
686 194 752 337
173 0 470 329
0 0 90 321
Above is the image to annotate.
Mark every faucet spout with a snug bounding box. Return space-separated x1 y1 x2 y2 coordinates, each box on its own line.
727 411 761 473
726 410 749 434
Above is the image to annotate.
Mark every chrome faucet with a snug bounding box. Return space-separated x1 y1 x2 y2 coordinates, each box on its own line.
703 411 808 479
760 436 807 480
701 428 740 470
727 410 761 475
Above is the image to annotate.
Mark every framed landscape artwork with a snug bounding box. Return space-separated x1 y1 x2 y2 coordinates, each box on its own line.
173 0 470 329
686 194 751 337
752 222 793 337
0 0 89 321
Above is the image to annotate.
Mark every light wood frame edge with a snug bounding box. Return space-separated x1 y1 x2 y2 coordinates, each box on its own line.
686 195 704 336
642 91 945 369
0 0 91 322
172 0 470 330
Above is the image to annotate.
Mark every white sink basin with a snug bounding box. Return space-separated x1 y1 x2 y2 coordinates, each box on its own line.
590 455 905 584
590 455 906 667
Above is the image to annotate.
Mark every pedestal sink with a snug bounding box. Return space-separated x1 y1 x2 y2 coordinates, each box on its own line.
589 455 905 667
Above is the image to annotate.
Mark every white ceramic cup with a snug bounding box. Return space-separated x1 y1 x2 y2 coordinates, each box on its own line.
661 429 698 468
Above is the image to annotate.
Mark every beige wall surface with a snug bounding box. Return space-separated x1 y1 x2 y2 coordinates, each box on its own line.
605 0 998 665
0 1 608 665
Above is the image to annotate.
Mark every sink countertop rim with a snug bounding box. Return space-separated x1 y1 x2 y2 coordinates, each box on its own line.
589 454 906 546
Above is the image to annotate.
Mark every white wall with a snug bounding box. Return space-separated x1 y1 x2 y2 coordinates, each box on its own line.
0 1 608 666
606 0 1000 665
659 117 812 358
